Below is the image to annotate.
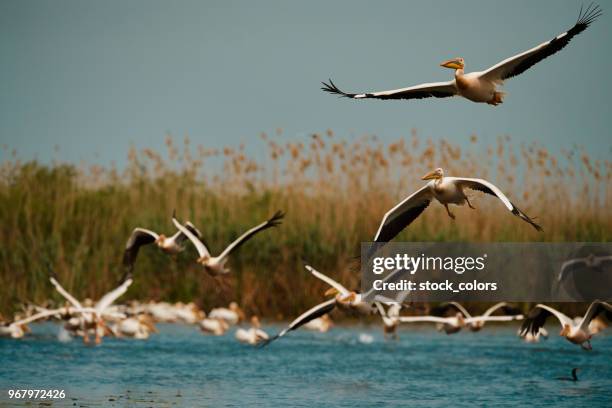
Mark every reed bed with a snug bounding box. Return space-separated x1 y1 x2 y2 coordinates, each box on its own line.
0 131 609 317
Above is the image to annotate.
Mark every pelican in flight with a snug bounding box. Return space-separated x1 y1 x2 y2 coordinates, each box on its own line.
122 221 203 271
373 290 412 339
262 265 403 345
172 211 284 275
322 5 601 106
374 168 541 243
49 271 132 344
520 300 612 350
395 302 522 334
558 253 612 282
432 302 524 332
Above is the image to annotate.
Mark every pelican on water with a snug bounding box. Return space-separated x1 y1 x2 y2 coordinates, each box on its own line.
235 316 269 345
172 211 284 276
122 221 203 271
373 168 541 243
322 5 601 106
520 301 612 350
208 302 246 325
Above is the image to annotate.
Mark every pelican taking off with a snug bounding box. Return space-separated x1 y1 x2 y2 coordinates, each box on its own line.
520 301 612 350
322 5 601 106
374 168 541 243
262 265 403 346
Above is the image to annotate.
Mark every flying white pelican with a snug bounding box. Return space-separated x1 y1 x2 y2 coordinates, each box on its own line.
235 316 269 345
208 302 245 325
49 271 132 344
322 5 601 106
373 290 412 339
573 315 608 335
122 221 203 271
520 300 612 350
172 211 284 275
397 313 467 334
374 302 401 340
262 265 403 345
373 168 541 243
432 302 524 332
558 253 612 282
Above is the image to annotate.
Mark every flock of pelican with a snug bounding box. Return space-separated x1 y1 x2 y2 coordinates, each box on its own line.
0 4 608 366
0 160 609 348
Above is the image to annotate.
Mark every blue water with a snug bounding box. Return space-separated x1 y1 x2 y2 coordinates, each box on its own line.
1 323 611 407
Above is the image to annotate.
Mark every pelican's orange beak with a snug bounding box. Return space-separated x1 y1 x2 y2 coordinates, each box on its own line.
422 170 439 180
440 58 464 70
324 287 339 297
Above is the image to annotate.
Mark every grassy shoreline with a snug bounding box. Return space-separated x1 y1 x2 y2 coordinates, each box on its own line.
1 131 609 317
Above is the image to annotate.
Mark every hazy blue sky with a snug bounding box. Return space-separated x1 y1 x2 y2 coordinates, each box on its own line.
0 0 610 165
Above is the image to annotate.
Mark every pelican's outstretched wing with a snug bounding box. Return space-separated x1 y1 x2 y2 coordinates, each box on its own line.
480 4 602 82
579 300 612 331
95 274 133 313
322 79 457 100
398 316 453 324
172 215 211 258
465 315 523 324
451 177 542 231
305 264 350 297
49 272 82 310
520 304 572 336
439 302 472 318
260 298 337 346
217 211 284 260
170 221 203 245
122 228 159 270
374 184 433 242
482 302 509 317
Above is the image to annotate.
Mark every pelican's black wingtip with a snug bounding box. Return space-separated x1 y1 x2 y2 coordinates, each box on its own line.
321 79 356 98
577 3 602 26
266 210 285 228
257 335 278 348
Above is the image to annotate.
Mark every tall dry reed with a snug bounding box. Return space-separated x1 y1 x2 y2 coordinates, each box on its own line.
0 131 609 317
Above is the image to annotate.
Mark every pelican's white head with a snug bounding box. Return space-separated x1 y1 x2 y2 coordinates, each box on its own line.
440 57 464 70
422 168 444 180
337 292 357 305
